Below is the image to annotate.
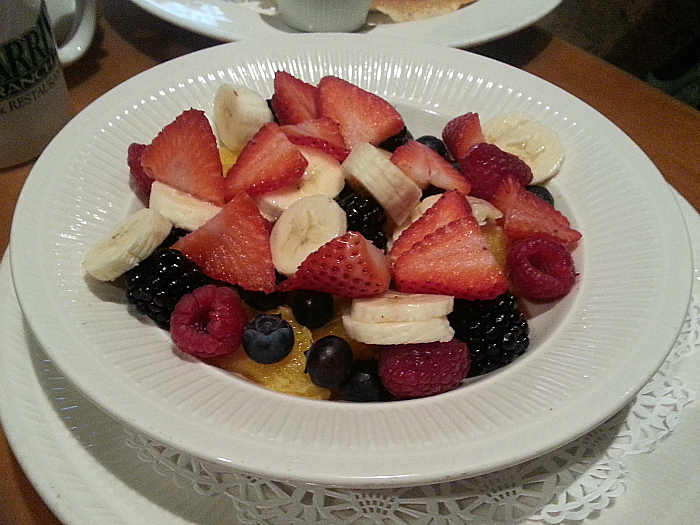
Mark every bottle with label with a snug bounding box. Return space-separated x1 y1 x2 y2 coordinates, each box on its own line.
1 0 72 169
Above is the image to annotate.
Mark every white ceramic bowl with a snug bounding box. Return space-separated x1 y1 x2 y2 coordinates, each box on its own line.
10 34 692 488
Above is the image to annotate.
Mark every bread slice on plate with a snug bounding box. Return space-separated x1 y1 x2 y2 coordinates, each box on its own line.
371 0 479 22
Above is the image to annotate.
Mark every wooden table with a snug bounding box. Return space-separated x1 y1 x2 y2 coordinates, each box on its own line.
1 1 699 523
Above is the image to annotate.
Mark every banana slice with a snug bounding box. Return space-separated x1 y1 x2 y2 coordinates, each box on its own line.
467 196 502 224
82 208 172 281
213 83 273 153
269 194 347 276
149 181 222 231
255 145 346 222
482 112 564 183
342 142 422 225
342 315 454 345
348 290 454 323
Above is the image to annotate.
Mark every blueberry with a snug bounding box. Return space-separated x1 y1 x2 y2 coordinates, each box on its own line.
291 290 334 329
378 126 413 152
416 135 448 159
526 185 555 206
241 314 294 364
304 336 354 389
340 359 391 402
237 287 288 312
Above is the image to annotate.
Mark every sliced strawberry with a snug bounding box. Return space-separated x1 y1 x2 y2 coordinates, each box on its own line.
280 117 350 162
390 140 471 194
388 189 473 265
442 112 485 162
173 192 276 293
278 231 391 298
490 176 582 246
224 122 308 199
458 142 533 201
316 76 404 149
270 71 318 125
140 109 225 205
393 215 508 301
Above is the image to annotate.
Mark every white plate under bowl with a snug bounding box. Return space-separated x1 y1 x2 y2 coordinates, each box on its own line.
10 33 692 488
127 0 561 48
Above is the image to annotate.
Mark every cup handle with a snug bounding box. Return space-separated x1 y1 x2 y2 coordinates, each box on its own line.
56 0 98 65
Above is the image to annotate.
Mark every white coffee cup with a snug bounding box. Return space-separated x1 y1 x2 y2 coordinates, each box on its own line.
1 0 97 168
277 0 373 33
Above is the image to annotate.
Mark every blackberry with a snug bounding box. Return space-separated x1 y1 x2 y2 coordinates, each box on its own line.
448 292 529 377
124 248 210 329
335 185 387 249
160 227 189 248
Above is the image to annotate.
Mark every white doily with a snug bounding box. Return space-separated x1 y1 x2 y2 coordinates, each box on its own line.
124 293 699 525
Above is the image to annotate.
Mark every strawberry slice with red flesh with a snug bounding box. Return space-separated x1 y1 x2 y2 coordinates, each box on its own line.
224 122 308 200
390 140 471 194
393 214 508 301
388 189 473 265
270 71 318 125
316 76 405 149
490 176 582 246
280 117 350 162
458 142 533 201
278 231 391 298
442 112 485 162
172 192 276 293
140 109 225 206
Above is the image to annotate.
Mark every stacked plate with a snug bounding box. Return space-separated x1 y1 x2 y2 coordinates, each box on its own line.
127 0 562 48
2 33 695 522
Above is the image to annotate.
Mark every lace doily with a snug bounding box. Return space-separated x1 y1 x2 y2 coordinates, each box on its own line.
125 293 699 525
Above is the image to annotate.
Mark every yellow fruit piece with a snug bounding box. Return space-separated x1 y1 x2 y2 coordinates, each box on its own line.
219 147 239 174
482 221 508 270
211 306 331 400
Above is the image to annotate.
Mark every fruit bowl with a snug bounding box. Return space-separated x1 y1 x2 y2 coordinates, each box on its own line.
10 33 692 488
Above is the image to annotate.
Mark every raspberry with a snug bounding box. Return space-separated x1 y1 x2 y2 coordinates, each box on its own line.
457 143 533 200
448 292 529 376
170 285 247 359
378 339 470 399
507 236 577 302
127 143 154 199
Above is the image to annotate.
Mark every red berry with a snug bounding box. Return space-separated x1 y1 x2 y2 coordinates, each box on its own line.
441 112 484 162
281 117 350 162
392 214 508 301
490 176 582 246
224 122 308 199
378 339 470 399
507 236 577 302
390 140 471 194
127 143 153 199
170 285 248 359
140 109 225 206
173 192 277 293
316 75 405 148
388 189 472 265
278 231 391 298
270 70 319 125
458 143 533 200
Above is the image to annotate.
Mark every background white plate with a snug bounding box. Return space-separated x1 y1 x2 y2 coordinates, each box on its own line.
10 33 692 488
128 0 561 48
